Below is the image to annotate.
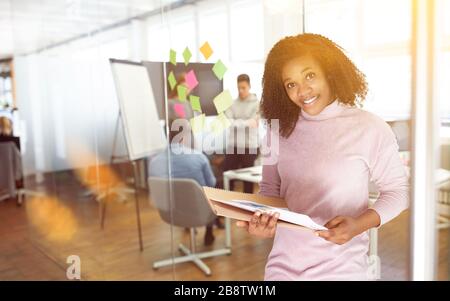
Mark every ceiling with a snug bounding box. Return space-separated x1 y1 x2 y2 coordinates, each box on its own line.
0 0 181 58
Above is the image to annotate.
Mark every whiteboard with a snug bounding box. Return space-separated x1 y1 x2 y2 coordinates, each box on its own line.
110 59 167 160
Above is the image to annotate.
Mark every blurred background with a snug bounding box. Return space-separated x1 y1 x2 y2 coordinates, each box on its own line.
0 0 448 280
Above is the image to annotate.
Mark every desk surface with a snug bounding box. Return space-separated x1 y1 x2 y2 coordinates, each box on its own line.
223 165 262 183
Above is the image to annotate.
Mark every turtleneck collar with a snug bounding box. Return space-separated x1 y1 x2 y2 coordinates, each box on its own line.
300 99 345 121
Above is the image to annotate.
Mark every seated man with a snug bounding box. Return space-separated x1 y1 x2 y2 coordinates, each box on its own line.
148 119 218 245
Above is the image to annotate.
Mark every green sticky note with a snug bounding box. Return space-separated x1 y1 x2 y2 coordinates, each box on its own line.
189 95 202 113
213 90 233 114
190 114 206 134
211 112 231 134
169 49 177 66
212 59 227 80
177 84 188 102
167 71 177 90
183 47 192 66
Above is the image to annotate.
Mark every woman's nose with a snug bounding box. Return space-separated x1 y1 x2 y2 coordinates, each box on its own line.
297 83 312 99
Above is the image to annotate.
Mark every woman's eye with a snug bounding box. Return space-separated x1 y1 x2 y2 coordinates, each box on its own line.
286 83 295 89
305 72 315 80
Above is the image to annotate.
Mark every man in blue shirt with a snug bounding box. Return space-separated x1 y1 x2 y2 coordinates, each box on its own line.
149 120 217 245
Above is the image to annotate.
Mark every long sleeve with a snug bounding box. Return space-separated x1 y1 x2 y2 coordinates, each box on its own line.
369 123 410 227
201 155 217 188
258 127 281 198
225 97 259 128
228 106 258 128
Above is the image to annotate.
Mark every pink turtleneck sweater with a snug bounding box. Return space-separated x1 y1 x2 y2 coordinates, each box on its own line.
259 100 409 280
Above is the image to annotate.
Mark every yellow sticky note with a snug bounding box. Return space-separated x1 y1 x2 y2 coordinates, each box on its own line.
211 112 231 134
190 114 206 134
200 41 213 60
213 90 233 114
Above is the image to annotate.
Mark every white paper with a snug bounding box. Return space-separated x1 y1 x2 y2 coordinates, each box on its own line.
213 199 327 231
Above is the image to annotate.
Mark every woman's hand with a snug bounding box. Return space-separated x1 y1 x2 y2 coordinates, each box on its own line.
236 211 279 238
315 210 381 245
314 216 360 245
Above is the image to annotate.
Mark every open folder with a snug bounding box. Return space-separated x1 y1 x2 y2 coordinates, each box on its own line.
203 187 327 231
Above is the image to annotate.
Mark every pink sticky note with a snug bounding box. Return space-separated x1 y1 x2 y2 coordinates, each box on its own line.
174 103 186 118
185 70 199 90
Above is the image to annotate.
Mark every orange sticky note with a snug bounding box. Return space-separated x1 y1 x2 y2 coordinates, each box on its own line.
200 41 213 60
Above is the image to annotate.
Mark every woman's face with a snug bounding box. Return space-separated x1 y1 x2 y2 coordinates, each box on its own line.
281 55 334 116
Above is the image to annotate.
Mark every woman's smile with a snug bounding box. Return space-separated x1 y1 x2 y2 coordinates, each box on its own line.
302 95 319 105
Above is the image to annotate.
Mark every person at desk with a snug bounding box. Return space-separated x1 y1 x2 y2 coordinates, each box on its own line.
236 34 409 280
222 74 260 193
148 121 219 245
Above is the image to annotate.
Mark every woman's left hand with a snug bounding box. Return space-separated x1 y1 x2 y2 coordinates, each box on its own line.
315 216 361 245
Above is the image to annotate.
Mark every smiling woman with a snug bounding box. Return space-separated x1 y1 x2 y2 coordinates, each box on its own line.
235 33 410 280
261 34 368 137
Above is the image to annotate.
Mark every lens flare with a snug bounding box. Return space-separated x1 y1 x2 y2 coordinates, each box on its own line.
26 196 78 242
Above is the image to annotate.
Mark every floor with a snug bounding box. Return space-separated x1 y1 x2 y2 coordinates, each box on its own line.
0 171 448 280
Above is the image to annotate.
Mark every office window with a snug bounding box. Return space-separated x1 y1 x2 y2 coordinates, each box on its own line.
98 38 129 60
305 0 412 119
305 0 359 53
362 0 411 48
440 0 450 120
362 55 411 119
229 0 264 62
168 7 197 61
197 4 229 61
444 0 450 38
441 53 450 120
147 23 171 62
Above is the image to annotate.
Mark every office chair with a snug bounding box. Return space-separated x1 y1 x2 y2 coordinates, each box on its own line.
148 177 231 276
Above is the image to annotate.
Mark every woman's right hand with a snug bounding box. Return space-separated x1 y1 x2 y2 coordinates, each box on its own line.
236 211 279 238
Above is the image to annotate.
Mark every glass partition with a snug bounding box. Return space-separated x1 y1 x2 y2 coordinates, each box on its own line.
1 0 448 282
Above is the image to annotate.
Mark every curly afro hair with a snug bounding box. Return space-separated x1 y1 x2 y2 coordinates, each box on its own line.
260 33 368 138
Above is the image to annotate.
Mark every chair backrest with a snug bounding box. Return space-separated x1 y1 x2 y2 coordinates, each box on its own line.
148 177 216 228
